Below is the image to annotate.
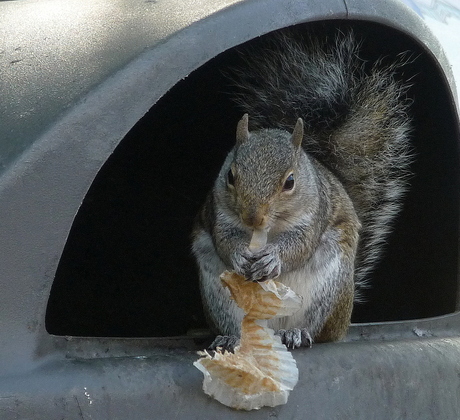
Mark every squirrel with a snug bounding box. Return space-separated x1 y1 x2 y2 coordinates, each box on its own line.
192 31 412 349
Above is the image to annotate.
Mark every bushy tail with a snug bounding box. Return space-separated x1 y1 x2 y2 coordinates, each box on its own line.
230 31 413 292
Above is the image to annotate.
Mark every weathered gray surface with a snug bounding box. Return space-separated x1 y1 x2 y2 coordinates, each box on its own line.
1 338 460 419
0 0 459 418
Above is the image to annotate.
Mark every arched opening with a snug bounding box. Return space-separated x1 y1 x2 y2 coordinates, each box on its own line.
46 20 460 337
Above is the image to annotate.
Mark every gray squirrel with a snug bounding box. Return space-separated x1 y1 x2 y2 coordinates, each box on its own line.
192 31 412 349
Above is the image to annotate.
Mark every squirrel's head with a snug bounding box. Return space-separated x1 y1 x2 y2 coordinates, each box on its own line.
221 114 307 231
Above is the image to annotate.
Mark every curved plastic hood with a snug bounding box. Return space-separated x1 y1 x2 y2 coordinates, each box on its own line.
0 0 459 418
0 0 347 173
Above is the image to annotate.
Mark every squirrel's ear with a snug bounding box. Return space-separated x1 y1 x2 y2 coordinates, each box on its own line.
291 118 304 149
236 113 249 146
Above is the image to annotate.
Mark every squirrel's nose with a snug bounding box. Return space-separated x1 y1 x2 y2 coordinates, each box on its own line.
242 209 267 229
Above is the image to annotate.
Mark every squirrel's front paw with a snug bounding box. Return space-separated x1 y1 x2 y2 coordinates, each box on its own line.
277 328 313 349
247 244 281 282
231 247 255 278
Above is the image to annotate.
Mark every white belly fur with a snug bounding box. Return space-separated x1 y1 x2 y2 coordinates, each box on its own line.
268 244 341 332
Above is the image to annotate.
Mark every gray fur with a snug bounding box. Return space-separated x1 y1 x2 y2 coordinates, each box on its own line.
192 125 361 347
192 31 412 348
230 31 413 293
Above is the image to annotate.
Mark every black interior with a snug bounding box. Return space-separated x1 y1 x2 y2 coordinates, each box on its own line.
46 20 460 337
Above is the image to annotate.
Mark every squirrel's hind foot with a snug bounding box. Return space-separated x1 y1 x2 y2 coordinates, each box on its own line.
277 328 313 349
208 330 312 353
208 335 240 353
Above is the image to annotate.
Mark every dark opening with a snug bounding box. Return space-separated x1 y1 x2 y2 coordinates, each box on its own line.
46 20 460 337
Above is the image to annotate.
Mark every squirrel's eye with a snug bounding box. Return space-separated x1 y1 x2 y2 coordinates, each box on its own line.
227 169 235 186
283 173 295 191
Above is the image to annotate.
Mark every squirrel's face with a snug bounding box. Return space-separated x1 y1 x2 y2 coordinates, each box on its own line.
221 115 307 232
226 157 296 229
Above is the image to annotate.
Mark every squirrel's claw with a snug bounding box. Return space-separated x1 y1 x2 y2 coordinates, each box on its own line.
231 248 255 278
208 335 240 353
277 328 313 349
231 246 281 281
250 264 280 282
247 244 281 281
208 330 312 353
